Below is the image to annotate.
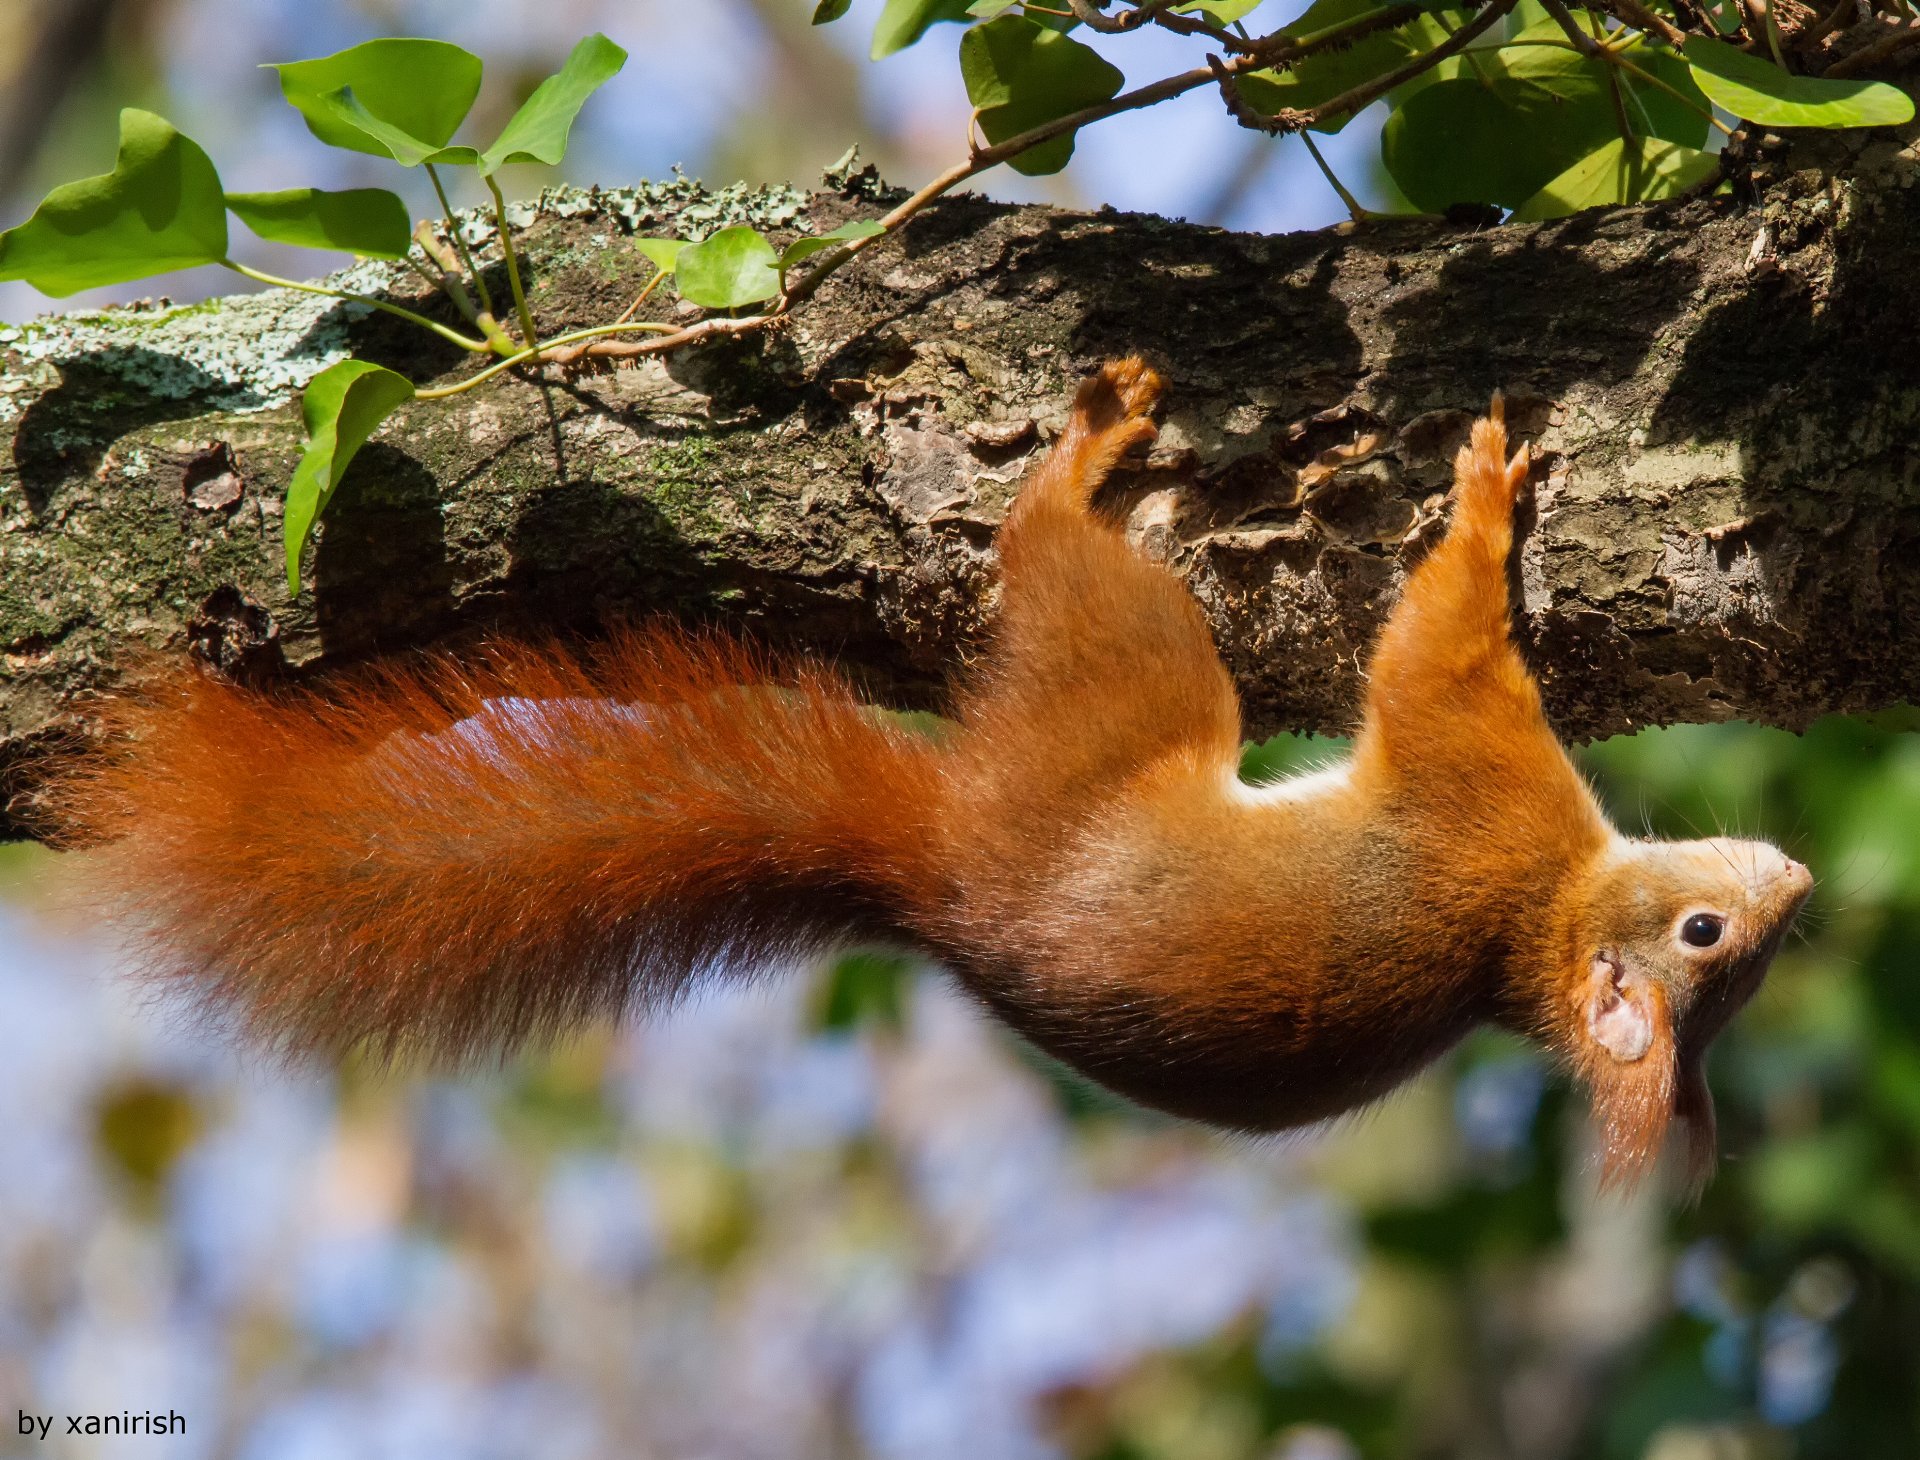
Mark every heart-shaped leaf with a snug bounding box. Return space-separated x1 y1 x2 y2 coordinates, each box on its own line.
284 360 416 594
1511 136 1721 220
226 187 412 258
779 218 886 270
271 38 482 159
1383 59 1636 211
635 237 690 273
674 225 782 309
1684 35 1914 128
0 109 228 295
873 0 976 59
301 88 481 168
960 15 1124 175
478 34 627 173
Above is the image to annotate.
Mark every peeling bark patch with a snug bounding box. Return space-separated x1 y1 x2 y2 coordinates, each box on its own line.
182 442 244 511
875 423 975 525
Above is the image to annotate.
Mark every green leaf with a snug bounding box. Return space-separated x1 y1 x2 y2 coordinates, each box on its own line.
301 88 480 168
778 218 886 270
1235 0 1460 135
1173 0 1266 19
872 0 975 58
813 0 853 20
478 33 627 173
635 237 689 273
1510 137 1720 220
1684 35 1914 128
225 187 412 258
271 38 482 159
674 225 782 309
284 360 415 595
0 109 227 296
1378 31 1710 215
960 15 1124 175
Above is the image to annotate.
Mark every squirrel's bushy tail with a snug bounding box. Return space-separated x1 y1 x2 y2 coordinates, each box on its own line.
51 628 952 1064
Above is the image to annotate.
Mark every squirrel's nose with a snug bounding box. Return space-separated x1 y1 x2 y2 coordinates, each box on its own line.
1781 856 1813 905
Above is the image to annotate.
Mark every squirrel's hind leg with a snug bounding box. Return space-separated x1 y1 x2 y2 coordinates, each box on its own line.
957 359 1240 821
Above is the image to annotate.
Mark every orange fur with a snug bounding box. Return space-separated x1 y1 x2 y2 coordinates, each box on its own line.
52 362 1810 1186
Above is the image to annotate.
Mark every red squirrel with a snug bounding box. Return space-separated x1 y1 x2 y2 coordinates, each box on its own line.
55 359 1810 1185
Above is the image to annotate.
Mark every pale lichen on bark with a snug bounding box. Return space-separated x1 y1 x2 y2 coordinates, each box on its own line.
3 137 1919 834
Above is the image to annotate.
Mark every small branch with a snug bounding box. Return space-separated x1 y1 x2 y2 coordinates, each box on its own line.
1598 0 1692 48
1823 17 1920 72
1539 0 1608 55
538 1 1435 373
1282 0 1518 131
1795 0 1858 50
407 222 482 326
412 223 517 354
483 172 542 349
219 259 492 353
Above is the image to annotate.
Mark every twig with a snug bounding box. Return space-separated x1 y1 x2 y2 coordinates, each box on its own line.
407 222 481 327
1795 0 1858 50
540 1 1458 371
1283 0 1518 131
1823 17 1920 71
1598 0 1691 49
1539 0 1607 55
410 221 516 354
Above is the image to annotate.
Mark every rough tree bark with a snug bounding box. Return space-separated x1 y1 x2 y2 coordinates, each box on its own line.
3 134 1918 836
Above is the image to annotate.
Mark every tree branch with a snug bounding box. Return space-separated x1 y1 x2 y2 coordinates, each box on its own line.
3 145 1918 837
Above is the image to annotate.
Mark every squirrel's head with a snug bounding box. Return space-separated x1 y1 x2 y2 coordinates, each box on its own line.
1559 835 1811 1189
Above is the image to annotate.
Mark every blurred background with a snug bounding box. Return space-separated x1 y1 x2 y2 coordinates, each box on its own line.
1 2 1916 1457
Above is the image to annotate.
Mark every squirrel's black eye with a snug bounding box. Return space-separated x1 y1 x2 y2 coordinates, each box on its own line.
1680 913 1724 948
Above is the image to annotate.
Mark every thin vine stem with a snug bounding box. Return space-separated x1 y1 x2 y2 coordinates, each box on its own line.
483 172 542 349
411 319 679 400
426 162 496 319
220 260 492 352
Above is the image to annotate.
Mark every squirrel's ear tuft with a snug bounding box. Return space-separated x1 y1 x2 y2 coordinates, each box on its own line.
1578 951 1681 1187
1584 953 1655 1062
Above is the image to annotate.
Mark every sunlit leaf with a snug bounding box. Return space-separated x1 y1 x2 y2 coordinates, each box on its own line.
1684 35 1914 127
778 218 886 270
1511 137 1720 220
635 237 690 273
1173 0 1266 19
270 38 482 159
301 88 481 168
225 187 412 258
284 360 415 595
478 33 627 173
872 0 975 59
0 109 227 295
960 15 1124 175
674 225 782 309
